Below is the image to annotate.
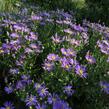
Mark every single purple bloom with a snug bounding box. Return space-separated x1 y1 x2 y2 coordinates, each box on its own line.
47 93 60 105
61 48 68 56
34 83 42 91
85 52 96 64
9 68 19 75
25 95 37 106
63 85 75 96
16 80 25 90
37 85 49 98
4 85 14 94
75 65 87 78
100 81 109 94
0 101 15 109
47 53 59 61
21 74 32 85
10 33 19 38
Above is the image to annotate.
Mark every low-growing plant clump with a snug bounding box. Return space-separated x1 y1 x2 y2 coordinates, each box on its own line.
0 6 109 109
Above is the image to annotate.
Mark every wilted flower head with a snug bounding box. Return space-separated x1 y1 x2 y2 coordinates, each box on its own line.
51 33 64 44
85 51 96 64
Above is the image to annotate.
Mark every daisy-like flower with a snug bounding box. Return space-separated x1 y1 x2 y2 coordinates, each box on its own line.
43 60 55 71
75 65 87 78
47 93 60 104
47 53 59 61
4 85 14 94
21 74 32 85
60 57 72 71
100 81 109 94
85 51 96 64
0 101 15 109
63 85 75 96
51 33 64 44
25 95 37 106
34 83 42 91
37 85 49 98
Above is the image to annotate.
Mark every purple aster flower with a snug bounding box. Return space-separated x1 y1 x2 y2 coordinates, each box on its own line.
9 68 19 75
53 100 71 109
47 93 60 104
61 48 76 57
34 83 42 91
97 40 109 55
31 15 42 21
35 103 46 109
25 95 37 106
60 57 72 71
64 28 73 35
67 48 76 57
61 48 68 56
100 81 109 94
85 51 96 64
0 101 15 109
10 33 19 38
4 85 14 94
25 48 33 53
43 60 55 71
21 74 32 85
16 80 26 90
70 24 84 32
37 85 49 98
51 33 64 44
75 65 87 78
69 38 81 46
63 85 75 96
47 53 59 61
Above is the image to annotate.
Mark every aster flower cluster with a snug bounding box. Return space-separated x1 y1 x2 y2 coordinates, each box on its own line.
0 6 109 109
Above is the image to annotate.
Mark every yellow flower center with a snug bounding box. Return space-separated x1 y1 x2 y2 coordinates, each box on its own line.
79 69 83 75
65 65 69 69
52 56 55 60
6 107 10 109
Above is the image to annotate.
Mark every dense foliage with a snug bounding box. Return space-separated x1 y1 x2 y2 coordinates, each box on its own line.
0 0 109 109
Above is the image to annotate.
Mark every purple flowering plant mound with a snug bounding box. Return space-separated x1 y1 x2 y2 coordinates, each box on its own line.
0 6 109 109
